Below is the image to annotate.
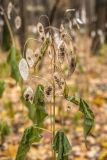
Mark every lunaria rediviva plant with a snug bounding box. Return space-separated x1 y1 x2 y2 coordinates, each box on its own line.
17 13 95 160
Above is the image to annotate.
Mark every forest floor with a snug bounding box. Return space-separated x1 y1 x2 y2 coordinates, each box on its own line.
0 35 107 160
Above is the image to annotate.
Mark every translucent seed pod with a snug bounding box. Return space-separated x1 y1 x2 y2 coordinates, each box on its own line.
26 48 34 67
19 58 29 81
47 46 53 59
58 41 65 64
37 22 45 41
15 16 21 29
7 2 13 19
24 86 34 103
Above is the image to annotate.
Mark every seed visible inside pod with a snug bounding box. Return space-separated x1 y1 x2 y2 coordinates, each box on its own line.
58 41 65 63
24 86 34 102
37 22 45 41
45 85 52 96
53 72 63 89
68 54 76 77
45 85 53 101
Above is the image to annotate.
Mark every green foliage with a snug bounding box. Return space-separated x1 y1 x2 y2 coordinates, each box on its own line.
7 46 21 82
53 130 71 160
79 99 94 139
33 84 48 125
15 126 41 160
0 120 10 145
63 86 94 142
0 80 5 98
22 84 48 125
2 24 11 51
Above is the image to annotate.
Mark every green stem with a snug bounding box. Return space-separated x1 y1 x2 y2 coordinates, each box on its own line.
33 125 52 133
52 42 56 160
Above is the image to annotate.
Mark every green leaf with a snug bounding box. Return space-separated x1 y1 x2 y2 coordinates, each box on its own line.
0 80 5 98
33 84 48 125
15 126 41 160
22 84 48 125
53 130 71 160
7 46 21 82
79 99 94 139
65 95 79 105
64 94 94 142
22 99 36 123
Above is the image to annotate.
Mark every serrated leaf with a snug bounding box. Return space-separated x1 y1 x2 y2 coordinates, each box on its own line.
15 126 41 160
79 99 94 139
7 46 21 82
0 80 5 98
53 130 71 160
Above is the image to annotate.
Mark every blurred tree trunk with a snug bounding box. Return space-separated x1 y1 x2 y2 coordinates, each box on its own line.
0 0 12 51
19 0 26 52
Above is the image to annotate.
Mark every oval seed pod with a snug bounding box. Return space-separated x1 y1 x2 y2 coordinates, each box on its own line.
24 86 34 102
26 48 34 67
15 16 21 29
7 2 13 19
37 22 45 41
47 46 53 59
19 58 29 81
